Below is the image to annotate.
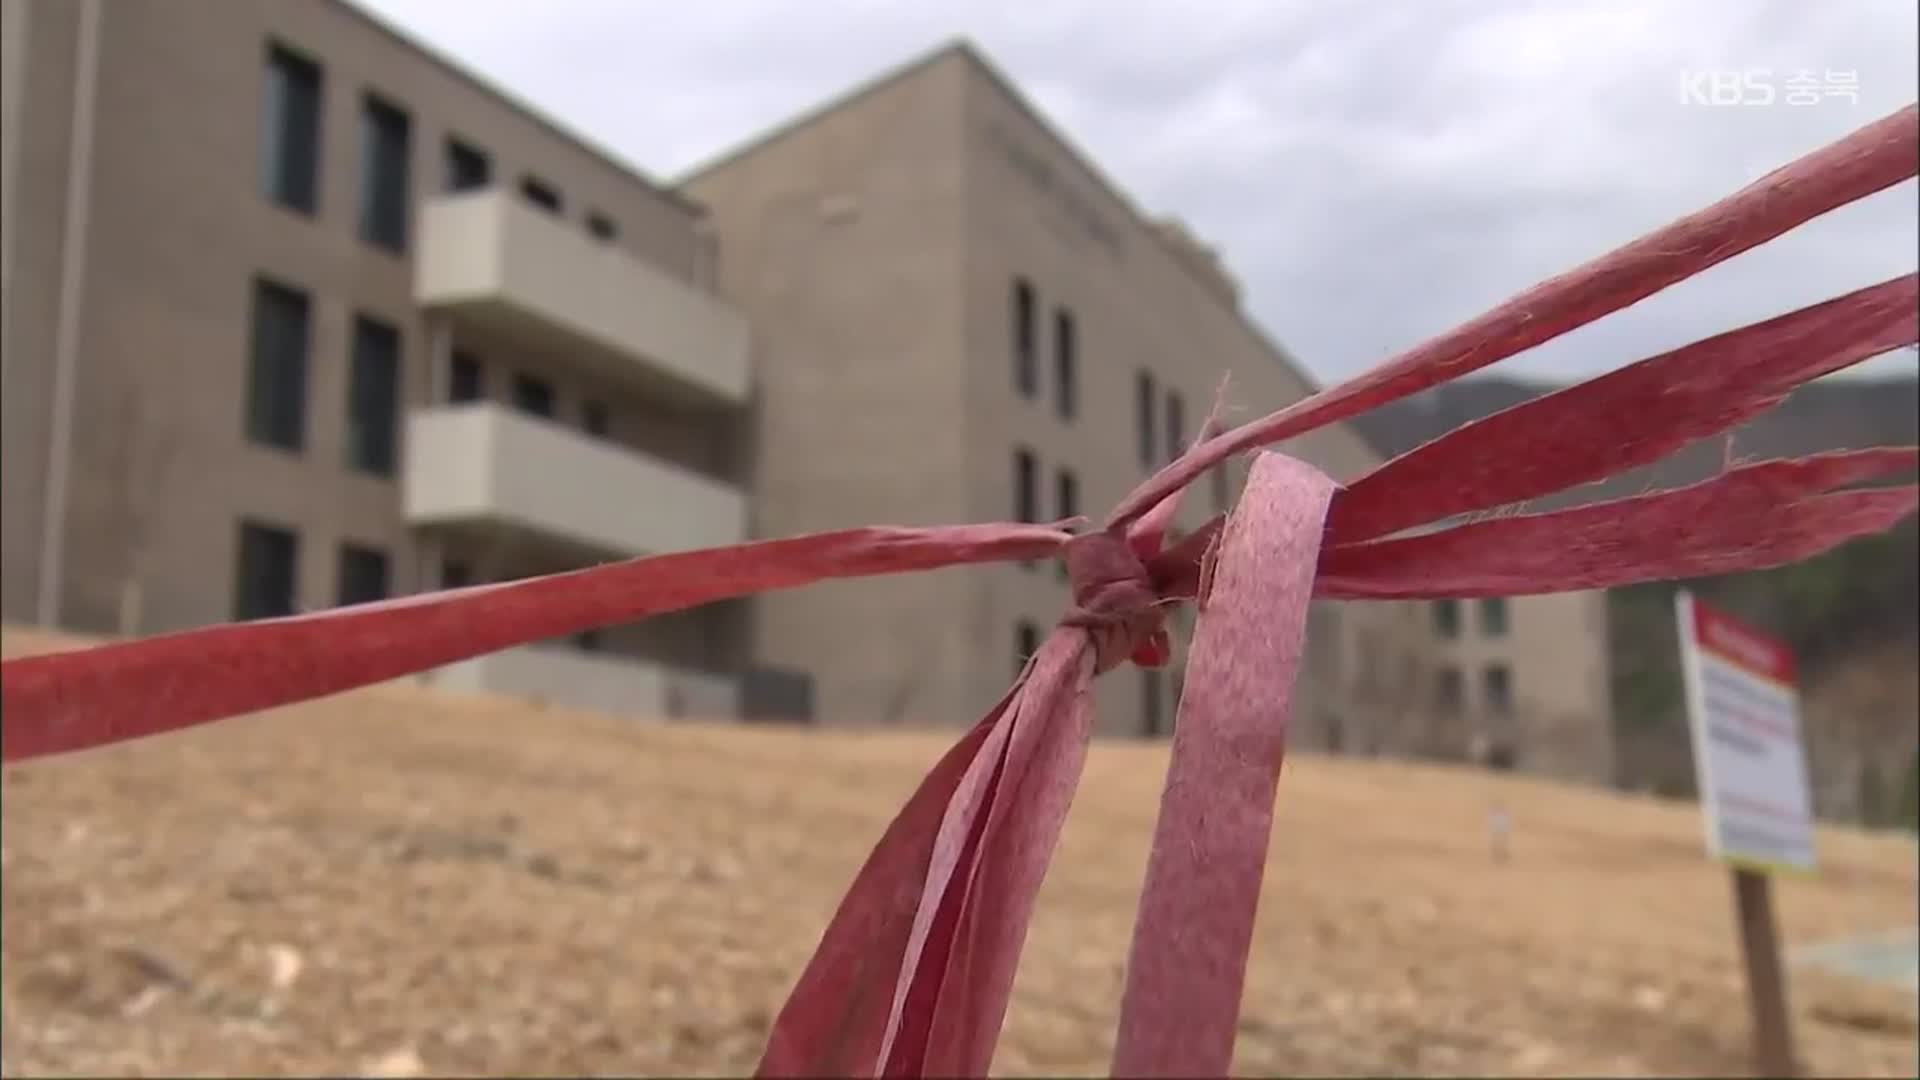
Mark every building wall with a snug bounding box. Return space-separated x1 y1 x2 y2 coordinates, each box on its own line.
1422 590 1615 784
1 0 721 646
683 51 980 728
0 0 82 627
954 55 1416 738
689 46 1430 736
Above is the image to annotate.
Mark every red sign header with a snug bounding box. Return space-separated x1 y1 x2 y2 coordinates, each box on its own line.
1687 595 1797 686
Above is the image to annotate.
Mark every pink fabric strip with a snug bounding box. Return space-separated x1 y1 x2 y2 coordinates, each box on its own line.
756 703 1003 1078
1 523 1067 763
1327 274 1919 544
1106 104 1919 527
1318 450 1919 599
918 637 1098 1075
1111 452 1337 1077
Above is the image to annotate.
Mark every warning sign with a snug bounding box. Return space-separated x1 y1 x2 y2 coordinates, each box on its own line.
1675 592 1817 874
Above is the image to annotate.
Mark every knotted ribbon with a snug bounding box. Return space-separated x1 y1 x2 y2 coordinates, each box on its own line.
3 105 1916 1078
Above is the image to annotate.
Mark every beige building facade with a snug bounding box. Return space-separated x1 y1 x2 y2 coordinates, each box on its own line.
682 44 1614 776
1 0 754 718
1 3 1614 782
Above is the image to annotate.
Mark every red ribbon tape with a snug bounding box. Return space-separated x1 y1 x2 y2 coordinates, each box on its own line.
4 104 1916 1077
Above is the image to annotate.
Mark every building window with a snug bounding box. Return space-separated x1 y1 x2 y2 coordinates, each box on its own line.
336 543 390 607
1013 447 1038 523
1211 464 1231 514
444 136 491 193
1012 278 1037 398
441 559 473 589
346 315 401 475
1055 467 1080 580
1053 307 1077 420
1142 667 1165 737
1016 620 1040 679
448 349 484 403
587 212 618 242
357 94 412 253
1135 371 1157 467
1164 390 1186 462
1435 666 1464 715
1483 664 1513 717
259 43 322 215
234 521 299 621
583 400 610 437
1479 597 1510 637
244 278 311 452
1432 598 1461 638
520 175 562 215
512 373 555 418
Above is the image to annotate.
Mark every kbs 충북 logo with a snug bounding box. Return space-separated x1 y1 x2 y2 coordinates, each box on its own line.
1678 68 1861 107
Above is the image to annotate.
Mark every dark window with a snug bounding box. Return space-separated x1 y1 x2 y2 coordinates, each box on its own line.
357 94 412 252
583 400 609 437
1054 468 1080 581
1433 599 1461 638
245 278 311 451
259 43 322 214
346 315 401 475
1435 666 1464 714
1012 278 1037 398
234 521 299 621
1016 620 1040 679
1013 447 1038 523
1479 597 1510 637
1053 307 1077 420
1136 371 1157 467
512 373 555 418
441 559 473 589
336 543 390 607
520 175 562 215
587 212 618 242
1211 465 1231 514
1142 667 1165 737
444 136 491 193
1484 665 1513 717
575 629 605 652
449 349 484 403
1165 391 1186 462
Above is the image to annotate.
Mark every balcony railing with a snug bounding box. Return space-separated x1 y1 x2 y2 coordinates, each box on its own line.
402 402 747 557
415 190 750 406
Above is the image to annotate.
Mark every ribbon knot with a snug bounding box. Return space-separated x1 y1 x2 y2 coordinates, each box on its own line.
1061 531 1173 673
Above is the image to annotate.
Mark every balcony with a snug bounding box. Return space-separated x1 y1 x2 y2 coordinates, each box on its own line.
403 403 747 557
415 190 749 406
427 646 741 720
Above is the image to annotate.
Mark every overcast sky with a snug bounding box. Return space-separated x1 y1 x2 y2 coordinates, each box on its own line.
358 0 1917 385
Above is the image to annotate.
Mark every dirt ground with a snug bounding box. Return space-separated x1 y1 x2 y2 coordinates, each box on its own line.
3 628 1916 1077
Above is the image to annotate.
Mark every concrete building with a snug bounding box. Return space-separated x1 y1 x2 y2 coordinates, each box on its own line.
1 0 754 718
1 2 1614 780
680 42 1613 772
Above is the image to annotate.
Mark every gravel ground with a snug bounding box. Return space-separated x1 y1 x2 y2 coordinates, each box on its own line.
3 629 1915 1077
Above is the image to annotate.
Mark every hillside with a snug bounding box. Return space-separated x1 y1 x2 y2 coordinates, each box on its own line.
3 629 1915 1078
1352 375 1919 825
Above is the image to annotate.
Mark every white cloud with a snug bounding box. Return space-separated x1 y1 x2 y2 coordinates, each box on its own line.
355 0 1918 383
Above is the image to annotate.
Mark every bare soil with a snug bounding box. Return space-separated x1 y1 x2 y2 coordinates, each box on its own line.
3 628 1915 1077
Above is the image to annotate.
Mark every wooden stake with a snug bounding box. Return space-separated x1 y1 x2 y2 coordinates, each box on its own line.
1732 867 1797 1078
